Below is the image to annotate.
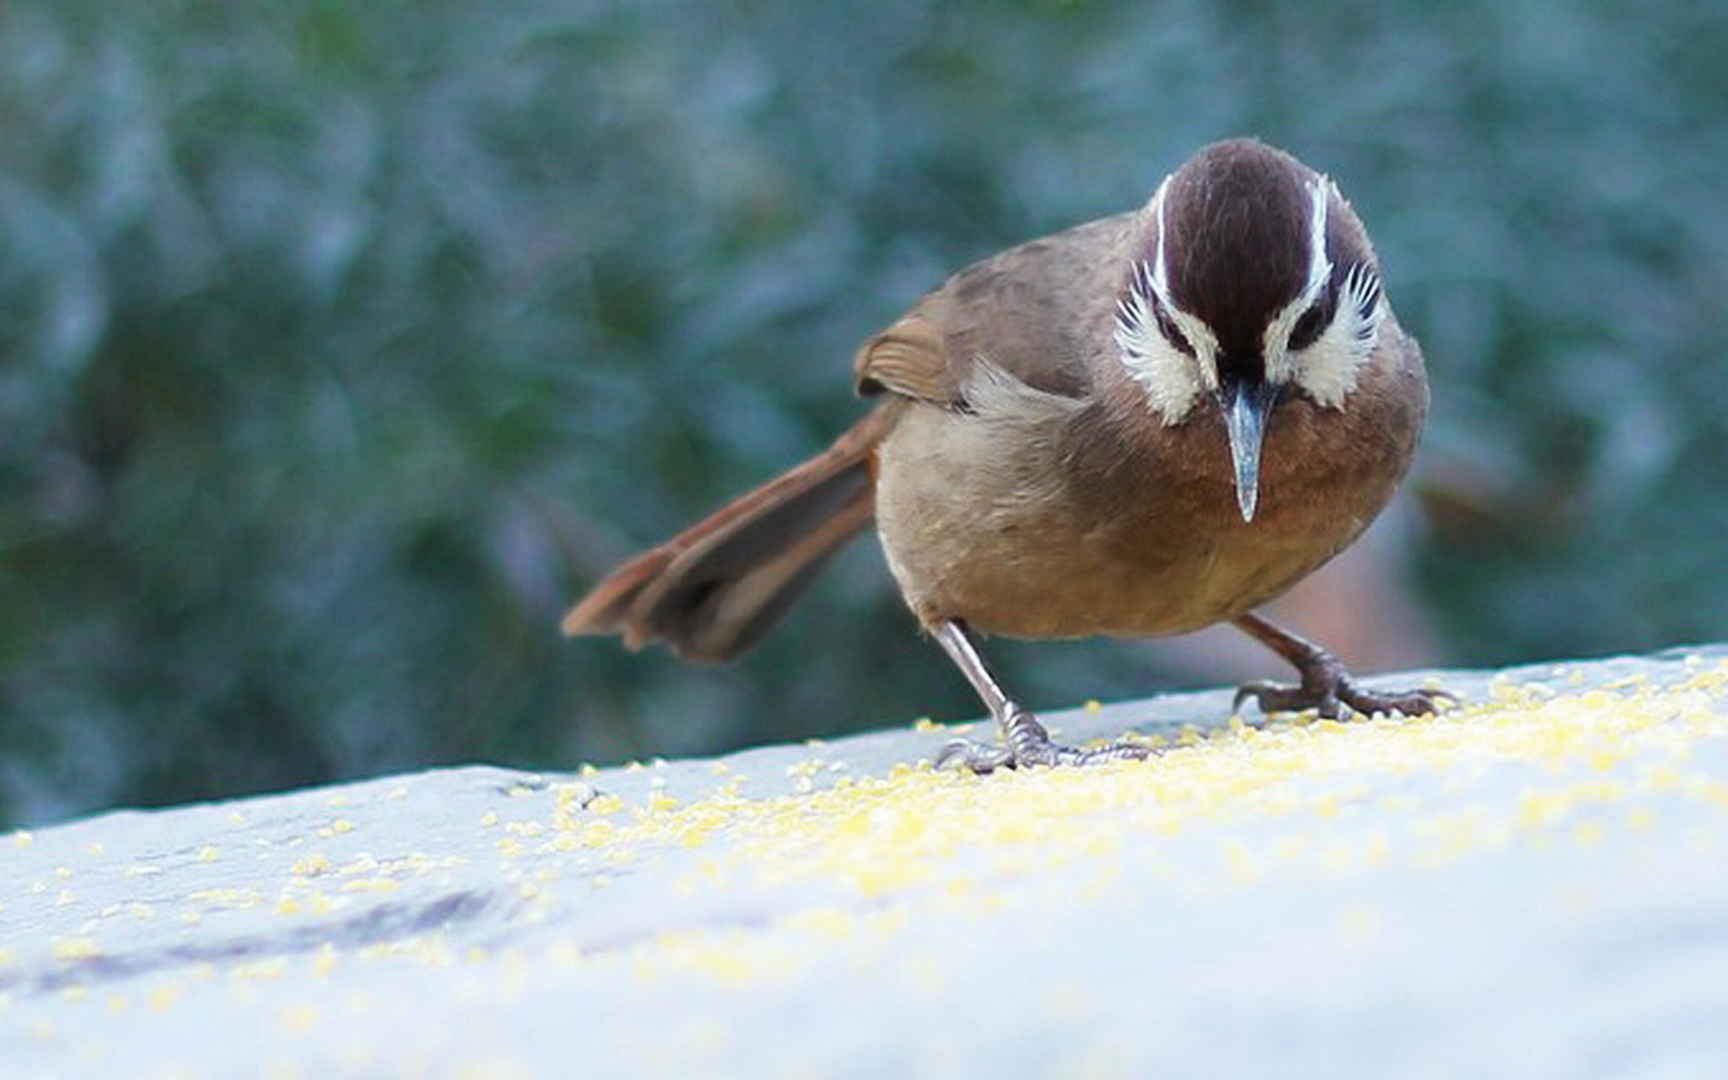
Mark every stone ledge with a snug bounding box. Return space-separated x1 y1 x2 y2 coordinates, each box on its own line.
4 644 1728 1076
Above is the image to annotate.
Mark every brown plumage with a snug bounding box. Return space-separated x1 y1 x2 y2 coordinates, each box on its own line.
566 138 1451 771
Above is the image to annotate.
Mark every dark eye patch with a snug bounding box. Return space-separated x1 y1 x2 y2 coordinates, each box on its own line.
1153 298 1194 358
1288 297 1329 351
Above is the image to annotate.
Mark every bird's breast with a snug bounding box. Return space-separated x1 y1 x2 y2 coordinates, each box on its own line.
873 379 1416 640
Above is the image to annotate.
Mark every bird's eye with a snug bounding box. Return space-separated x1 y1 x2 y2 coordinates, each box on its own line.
1288 301 1328 352
1154 302 1194 358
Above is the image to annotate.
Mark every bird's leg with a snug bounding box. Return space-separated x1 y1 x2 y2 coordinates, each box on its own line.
931 619 1152 773
1230 612 1456 719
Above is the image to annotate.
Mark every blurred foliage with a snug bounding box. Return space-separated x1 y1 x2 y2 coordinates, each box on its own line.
2 0 1725 825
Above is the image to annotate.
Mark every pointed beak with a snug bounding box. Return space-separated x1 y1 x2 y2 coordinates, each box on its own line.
1220 376 1279 523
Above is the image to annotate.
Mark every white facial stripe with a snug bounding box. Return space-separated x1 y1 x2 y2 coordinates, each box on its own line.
1114 274 1201 424
1292 262 1384 409
1262 177 1335 383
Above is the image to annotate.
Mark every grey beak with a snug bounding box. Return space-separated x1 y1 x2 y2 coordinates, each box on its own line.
1221 377 1279 523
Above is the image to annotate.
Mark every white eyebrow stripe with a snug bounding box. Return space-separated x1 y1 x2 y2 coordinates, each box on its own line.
1263 177 1335 381
1300 176 1332 304
1150 176 1173 302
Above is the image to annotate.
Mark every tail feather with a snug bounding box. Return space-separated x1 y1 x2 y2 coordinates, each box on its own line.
562 405 895 663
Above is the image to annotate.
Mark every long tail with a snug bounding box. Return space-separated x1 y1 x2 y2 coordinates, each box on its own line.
561 405 897 663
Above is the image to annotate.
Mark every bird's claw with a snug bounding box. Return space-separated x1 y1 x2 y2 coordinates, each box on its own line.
1234 671 1457 720
935 704 1154 775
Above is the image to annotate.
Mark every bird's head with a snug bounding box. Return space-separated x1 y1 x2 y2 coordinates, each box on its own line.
1113 138 1387 522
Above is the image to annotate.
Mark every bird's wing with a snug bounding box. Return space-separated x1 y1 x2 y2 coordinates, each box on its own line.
854 211 1141 410
852 310 963 407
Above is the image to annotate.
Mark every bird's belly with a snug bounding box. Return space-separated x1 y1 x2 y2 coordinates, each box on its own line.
883 514 1339 640
874 404 1392 640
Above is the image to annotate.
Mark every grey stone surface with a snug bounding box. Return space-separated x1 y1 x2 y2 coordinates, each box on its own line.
4 645 1728 1078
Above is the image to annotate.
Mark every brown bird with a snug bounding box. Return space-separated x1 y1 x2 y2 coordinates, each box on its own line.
564 138 1451 772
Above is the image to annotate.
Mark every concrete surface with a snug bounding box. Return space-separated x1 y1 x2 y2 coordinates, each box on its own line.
4 645 1728 1078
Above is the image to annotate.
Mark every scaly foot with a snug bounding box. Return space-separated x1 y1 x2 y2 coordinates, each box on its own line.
935 704 1152 774
1233 651 1455 719
1230 612 1457 720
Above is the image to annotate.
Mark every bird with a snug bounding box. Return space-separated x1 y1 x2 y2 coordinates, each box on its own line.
563 137 1452 772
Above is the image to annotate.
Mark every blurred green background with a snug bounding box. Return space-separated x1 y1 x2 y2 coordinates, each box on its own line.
2 0 1724 826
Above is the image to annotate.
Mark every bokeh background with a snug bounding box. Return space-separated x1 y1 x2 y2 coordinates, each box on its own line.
3 0 1724 827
